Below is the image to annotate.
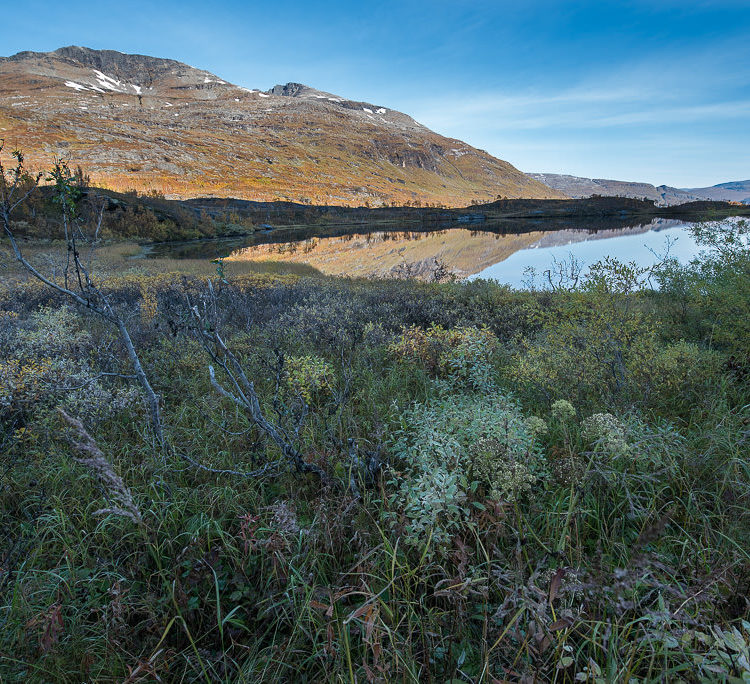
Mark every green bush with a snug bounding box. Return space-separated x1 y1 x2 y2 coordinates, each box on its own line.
508 259 667 407
284 354 335 404
638 339 724 412
580 412 630 456
386 392 545 553
658 219 750 358
1 306 141 432
388 323 498 389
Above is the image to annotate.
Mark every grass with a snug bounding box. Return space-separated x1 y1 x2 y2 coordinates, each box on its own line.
0 225 749 682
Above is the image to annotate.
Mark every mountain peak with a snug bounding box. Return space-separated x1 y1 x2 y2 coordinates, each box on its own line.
48 45 192 81
7 45 186 73
268 82 326 97
1 45 234 97
267 82 362 107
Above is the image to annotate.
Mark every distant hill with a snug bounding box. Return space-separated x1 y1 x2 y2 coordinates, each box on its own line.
0 46 563 207
686 180 750 203
529 173 750 206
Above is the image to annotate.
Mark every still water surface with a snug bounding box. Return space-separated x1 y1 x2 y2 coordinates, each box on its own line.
144 218 704 288
473 221 700 288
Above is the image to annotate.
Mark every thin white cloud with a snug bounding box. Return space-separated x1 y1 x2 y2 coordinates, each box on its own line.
405 36 750 134
398 49 750 187
432 98 750 131
432 86 649 117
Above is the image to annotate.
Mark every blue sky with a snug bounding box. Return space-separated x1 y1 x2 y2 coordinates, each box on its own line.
2 0 749 187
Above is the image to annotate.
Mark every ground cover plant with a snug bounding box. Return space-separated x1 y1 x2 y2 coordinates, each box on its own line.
1 154 749 682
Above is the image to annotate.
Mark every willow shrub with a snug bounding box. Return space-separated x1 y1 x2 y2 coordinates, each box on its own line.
385 391 545 555
506 255 734 413
658 219 750 360
388 323 498 390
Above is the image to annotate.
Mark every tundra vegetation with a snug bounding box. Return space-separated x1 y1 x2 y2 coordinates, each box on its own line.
1 151 750 682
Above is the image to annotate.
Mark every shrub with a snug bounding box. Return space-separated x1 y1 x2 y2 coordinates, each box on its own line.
1 305 141 430
55 358 142 426
0 356 54 417
658 219 750 358
284 355 335 404
550 399 576 422
278 288 364 348
140 283 159 323
387 392 545 553
15 305 93 357
469 437 538 501
388 323 498 389
524 415 549 437
398 465 467 550
387 325 435 367
509 295 659 407
638 340 724 412
581 412 630 456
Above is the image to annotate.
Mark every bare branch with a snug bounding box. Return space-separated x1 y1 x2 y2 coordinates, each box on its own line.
1 151 166 452
189 290 327 481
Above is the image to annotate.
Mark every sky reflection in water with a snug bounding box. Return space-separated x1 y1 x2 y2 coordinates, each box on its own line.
472 223 700 288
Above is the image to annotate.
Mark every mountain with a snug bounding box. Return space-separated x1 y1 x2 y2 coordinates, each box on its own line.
684 180 750 203
528 173 750 206
0 46 563 206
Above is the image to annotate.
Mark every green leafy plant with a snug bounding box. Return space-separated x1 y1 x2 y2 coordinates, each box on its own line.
388 323 498 389
386 392 545 553
284 354 335 404
509 258 663 407
658 219 750 358
580 412 630 456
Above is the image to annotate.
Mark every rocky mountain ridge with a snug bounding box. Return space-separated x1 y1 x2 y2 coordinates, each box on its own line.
0 46 563 206
529 173 750 206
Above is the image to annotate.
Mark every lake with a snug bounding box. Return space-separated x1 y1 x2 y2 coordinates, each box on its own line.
142 217 707 288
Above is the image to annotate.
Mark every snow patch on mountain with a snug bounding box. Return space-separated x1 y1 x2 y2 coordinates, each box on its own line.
93 69 124 91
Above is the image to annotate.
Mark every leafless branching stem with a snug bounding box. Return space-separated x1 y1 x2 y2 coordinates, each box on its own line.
0 145 165 451
188 283 327 480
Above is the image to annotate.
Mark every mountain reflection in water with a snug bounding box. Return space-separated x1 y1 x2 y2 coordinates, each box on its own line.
221 218 699 285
